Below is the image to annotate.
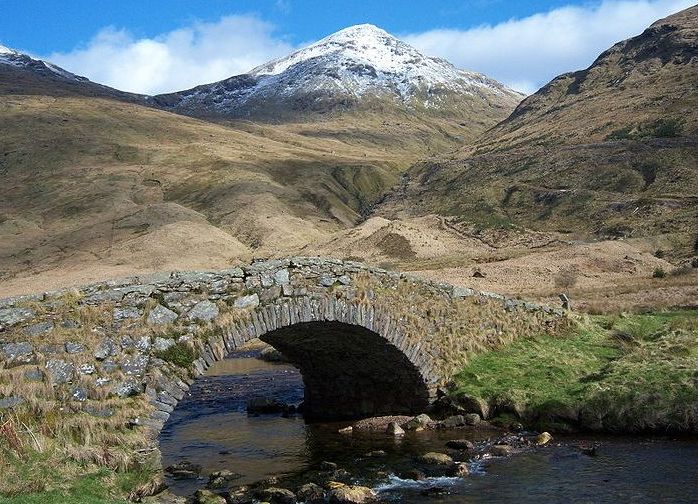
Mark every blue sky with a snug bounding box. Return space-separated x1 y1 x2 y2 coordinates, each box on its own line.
1 0 693 94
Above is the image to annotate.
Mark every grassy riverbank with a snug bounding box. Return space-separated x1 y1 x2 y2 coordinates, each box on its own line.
451 310 698 433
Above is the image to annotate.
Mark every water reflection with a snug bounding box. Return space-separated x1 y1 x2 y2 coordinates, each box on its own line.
160 343 698 503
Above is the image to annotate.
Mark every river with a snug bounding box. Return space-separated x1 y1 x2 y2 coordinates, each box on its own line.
159 345 698 503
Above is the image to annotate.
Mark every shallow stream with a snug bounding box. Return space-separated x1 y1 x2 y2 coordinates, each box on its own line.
160 346 698 503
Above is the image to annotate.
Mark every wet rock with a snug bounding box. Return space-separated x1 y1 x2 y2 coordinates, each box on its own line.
338 426 353 434
45 359 75 384
247 397 287 415
403 413 432 431
259 346 287 363
94 338 118 360
147 304 179 325
0 396 24 409
207 469 242 489
233 294 260 310
113 307 141 322
1 341 34 365
258 487 297 504
386 421 405 436
418 452 454 466
453 462 470 477
320 461 338 471
24 321 54 337
297 482 325 504
0 307 35 327
192 489 226 504
446 439 475 451
490 444 512 457
64 341 85 354
536 432 553 445
166 460 202 480
464 413 481 426
365 450 387 458
454 394 490 419
154 337 176 352
327 483 376 504
188 300 220 322
400 469 427 481
440 414 466 428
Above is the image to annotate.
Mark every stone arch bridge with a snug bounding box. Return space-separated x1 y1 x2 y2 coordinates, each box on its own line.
0 257 565 456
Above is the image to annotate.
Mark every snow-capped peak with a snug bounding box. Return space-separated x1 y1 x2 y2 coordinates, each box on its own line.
245 23 512 102
0 44 18 55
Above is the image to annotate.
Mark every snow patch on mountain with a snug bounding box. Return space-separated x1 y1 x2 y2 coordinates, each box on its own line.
162 24 521 114
0 45 87 82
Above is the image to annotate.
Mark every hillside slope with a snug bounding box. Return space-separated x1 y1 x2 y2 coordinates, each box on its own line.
380 5 698 257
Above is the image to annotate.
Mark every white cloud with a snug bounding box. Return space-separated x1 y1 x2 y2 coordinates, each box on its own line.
47 15 294 95
403 0 695 94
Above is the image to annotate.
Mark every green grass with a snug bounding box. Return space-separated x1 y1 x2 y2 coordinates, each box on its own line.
451 310 698 433
0 472 127 504
155 341 197 367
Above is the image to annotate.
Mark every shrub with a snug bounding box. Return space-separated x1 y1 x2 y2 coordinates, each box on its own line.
155 342 196 367
652 118 683 138
692 257 698 269
653 267 666 279
554 267 578 290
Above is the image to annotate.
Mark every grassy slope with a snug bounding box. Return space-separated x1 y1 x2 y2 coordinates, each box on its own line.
452 310 698 433
378 6 698 257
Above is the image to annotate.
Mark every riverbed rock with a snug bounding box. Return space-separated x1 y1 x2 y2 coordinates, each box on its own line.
446 439 475 451
166 460 202 480
258 487 297 504
403 413 432 431
320 461 338 471
386 421 405 436
418 452 454 466
338 426 353 434
247 397 286 414
400 469 427 481
259 346 288 363
455 395 490 419
453 463 470 477
207 469 242 489
193 489 227 504
297 482 325 503
536 432 553 445
490 444 512 457
327 483 376 504
147 304 179 325
188 300 220 322
440 415 466 428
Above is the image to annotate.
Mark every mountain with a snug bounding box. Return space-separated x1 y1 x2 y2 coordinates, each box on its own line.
0 44 148 102
154 24 522 125
379 5 698 257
